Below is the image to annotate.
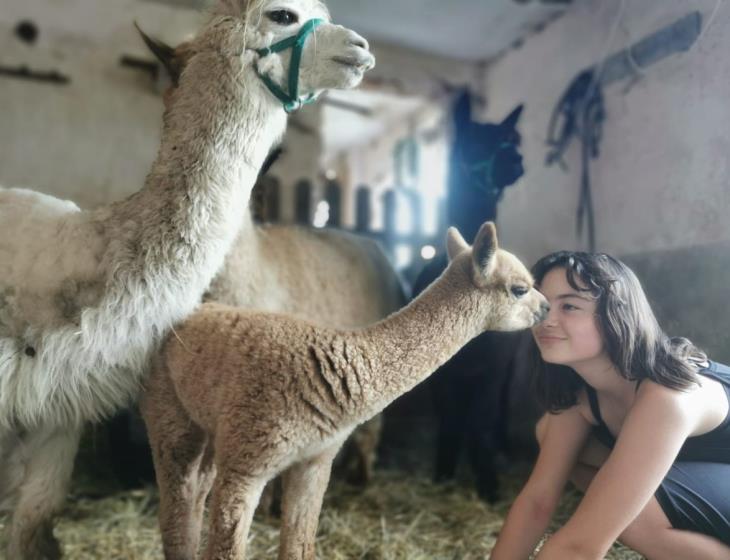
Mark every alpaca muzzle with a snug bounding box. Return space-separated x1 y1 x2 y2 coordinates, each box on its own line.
534 301 551 323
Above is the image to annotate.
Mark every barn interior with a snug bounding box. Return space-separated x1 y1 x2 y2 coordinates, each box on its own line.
1 0 728 558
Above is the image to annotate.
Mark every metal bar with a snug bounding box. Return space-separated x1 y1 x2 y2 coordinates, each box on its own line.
320 96 373 117
597 12 702 86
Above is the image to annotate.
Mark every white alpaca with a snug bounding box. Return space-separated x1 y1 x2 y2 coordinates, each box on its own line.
141 222 549 560
0 0 374 557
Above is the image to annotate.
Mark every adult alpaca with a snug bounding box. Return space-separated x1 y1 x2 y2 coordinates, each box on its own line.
0 1 374 557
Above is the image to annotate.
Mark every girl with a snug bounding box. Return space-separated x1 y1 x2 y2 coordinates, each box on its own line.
490 252 730 559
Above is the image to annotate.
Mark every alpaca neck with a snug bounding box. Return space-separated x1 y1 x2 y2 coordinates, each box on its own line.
100 58 286 298
356 259 489 415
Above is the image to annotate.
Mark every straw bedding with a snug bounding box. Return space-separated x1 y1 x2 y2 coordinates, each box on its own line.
0 468 641 559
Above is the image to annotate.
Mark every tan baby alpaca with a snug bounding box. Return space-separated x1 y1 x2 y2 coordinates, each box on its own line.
141 221 549 560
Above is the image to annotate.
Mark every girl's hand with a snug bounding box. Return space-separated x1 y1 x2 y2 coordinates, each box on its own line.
489 405 592 559
535 534 603 560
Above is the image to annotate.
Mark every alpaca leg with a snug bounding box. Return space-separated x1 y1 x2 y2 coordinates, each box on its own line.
468 331 519 503
278 444 340 560
0 428 26 514
6 425 81 560
345 415 382 486
256 477 282 518
467 371 503 503
141 377 212 560
203 470 266 560
193 441 217 534
432 366 466 483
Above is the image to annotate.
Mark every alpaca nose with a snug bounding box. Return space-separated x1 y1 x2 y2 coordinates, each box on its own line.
347 31 369 51
538 301 551 321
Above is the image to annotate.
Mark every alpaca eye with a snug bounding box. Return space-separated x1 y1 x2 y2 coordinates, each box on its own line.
267 10 298 25
511 285 529 298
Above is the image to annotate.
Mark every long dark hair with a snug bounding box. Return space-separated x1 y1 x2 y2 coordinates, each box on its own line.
531 251 706 413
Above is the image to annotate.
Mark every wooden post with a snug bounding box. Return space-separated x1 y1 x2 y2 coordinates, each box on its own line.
295 179 312 225
264 177 280 222
324 179 342 228
355 185 371 233
383 189 398 255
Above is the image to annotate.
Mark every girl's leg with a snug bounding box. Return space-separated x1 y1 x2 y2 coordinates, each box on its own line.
568 436 611 492
619 497 730 560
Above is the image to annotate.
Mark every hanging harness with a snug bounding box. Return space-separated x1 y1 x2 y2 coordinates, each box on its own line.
254 18 324 113
545 69 605 251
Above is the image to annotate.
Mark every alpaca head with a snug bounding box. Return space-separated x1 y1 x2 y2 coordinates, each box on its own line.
445 222 549 332
139 0 374 112
244 0 375 97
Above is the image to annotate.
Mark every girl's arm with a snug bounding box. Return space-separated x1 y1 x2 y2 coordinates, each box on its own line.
490 404 593 560
535 382 696 560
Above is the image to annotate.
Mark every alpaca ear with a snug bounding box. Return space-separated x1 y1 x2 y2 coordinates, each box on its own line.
471 221 498 281
446 227 469 261
135 23 183 86
500 104 524 130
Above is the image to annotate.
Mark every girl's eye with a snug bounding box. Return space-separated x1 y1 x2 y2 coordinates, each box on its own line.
562 303 579 311
267 10 299 25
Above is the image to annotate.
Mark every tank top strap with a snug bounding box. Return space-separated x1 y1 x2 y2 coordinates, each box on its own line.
585 384 617 448
585 384 605 426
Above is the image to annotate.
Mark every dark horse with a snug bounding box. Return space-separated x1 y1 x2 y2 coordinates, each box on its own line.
412 91 525 502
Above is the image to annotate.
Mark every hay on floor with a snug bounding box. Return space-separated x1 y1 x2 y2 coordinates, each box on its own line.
0 470 642 559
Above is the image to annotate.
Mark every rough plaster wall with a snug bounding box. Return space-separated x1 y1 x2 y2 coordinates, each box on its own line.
365 40 480 99
481 0 730 264
0 1 207 209
481 0 730 358
622 242 730 362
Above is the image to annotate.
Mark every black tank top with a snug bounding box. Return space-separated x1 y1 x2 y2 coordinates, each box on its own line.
586 361 730 463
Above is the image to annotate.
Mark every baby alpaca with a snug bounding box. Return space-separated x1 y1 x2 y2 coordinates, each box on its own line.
141 222 549 560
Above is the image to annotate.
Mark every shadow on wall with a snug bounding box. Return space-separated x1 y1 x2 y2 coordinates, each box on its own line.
621 241 730 364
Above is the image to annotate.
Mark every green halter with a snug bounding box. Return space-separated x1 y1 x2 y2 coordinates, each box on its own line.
255 18 325 113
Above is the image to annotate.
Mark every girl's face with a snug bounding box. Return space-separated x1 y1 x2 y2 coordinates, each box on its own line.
532 267 606 368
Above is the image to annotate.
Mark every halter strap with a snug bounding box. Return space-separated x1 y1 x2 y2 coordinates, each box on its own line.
254 18 324 113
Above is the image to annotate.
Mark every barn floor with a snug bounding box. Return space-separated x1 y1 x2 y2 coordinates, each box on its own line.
0 468 642 559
